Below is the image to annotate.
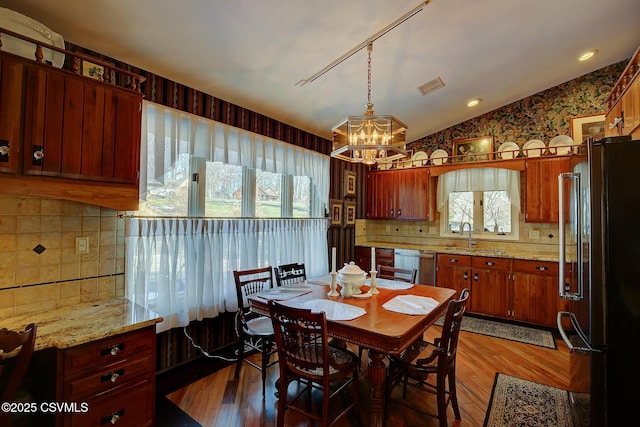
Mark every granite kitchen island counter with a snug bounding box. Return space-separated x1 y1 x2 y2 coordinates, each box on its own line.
0 297 162 351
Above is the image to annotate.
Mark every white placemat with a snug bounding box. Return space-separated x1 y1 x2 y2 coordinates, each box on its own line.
299 299 366 321
367 278 415 290
306 274 331 285
254 287 311 301
382 295 439 315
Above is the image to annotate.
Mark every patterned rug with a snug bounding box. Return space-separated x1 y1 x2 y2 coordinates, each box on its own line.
484 373 572 427
435 315 556 349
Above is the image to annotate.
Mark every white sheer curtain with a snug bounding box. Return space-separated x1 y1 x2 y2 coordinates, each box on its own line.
125 218 328 333
140 101 330 217
436 168 520 211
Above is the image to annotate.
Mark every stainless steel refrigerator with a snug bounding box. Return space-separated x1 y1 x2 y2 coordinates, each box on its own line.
558 135 640 426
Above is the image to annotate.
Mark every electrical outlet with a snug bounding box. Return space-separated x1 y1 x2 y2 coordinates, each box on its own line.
528 230 540 240
75 236 89 254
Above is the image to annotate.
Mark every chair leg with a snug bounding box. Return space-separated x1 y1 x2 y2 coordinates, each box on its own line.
276 377 287 427
449 366 461 421
261 339 269 398
436 372 448 427
235 334 245 378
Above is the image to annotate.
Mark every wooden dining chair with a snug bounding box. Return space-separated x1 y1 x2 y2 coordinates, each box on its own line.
377 265 417 283
386 288 470 427
274 262 307 287
268 300 359 427
233 267 279 398
1 323 37 427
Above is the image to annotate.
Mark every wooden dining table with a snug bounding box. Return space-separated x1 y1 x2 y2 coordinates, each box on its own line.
247 278 456 427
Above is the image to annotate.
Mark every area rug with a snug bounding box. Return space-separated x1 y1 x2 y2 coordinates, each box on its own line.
484 373 572 427
435 315 556 349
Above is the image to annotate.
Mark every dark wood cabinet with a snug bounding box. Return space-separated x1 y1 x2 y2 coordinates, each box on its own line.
511 259 564 328
58 326 156 427
469 256 511 318
22 64 141 183
366 168 432 220
355 246 394 273
524 157 572 222
435 254 471 298
0 54 24 174
0 51 142 210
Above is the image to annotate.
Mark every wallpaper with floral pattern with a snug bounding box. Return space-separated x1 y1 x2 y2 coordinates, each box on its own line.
408 61 627 154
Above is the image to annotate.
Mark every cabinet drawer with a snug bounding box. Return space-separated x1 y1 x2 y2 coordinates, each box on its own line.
63 378 154 427
512 259 558 275
64 353 153 400
436 254 471 267
471 256 511 271
63 328 154 375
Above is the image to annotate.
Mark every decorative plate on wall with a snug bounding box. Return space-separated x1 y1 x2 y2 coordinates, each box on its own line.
430 149 449 165
523 139 546 157
497 142 520 159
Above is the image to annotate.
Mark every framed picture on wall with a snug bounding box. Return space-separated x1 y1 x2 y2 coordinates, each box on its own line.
571 113 605 144
344 170 357 198
344 201 356 226
330 199 343 227
452 136 494 162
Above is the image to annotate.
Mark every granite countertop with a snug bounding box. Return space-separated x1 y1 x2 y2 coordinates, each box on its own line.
363 241 562 262
1 297 163 351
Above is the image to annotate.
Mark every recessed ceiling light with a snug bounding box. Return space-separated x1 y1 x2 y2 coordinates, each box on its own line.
467 98 481 107
579 50 598 61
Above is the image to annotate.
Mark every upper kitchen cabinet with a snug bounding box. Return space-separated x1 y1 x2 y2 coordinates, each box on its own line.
524 156 571 222
605 47 640 139
0 54 24 174
22 63 141 183
0 44 145 211
365 168 433 220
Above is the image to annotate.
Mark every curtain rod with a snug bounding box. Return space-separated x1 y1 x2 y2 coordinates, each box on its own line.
121 214 328 220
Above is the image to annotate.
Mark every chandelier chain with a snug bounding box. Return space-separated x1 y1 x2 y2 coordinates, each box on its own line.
367 43 372 105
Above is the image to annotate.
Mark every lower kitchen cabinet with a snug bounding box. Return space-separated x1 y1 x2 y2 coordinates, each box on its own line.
470 256 511 317
355 246 394 273
436 254 564 328
58 326 156 427
435 254 471 298
511 259 563 328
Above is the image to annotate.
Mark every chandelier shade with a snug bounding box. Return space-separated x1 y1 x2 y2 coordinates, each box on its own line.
330 43 408 165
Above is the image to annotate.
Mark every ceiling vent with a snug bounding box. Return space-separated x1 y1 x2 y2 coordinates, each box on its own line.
417 77 445 96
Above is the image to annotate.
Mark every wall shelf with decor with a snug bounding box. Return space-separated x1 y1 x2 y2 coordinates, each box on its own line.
605 45 640 138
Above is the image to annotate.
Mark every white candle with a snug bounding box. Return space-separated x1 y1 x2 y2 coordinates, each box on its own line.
371 246 376 271
331 247 336 273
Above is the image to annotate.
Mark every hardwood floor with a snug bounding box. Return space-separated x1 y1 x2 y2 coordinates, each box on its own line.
162 325 570 426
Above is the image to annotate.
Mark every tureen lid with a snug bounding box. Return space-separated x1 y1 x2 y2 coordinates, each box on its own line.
338 261 366 275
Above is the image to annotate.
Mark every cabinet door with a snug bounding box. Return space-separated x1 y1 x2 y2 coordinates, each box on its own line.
0 55 24 174
621 76 639 135
366 170 397 219
512 260 561 327
525 157 571 222
436 254 471 297
396 168 430 220
470 257 511 318
22 63 141 183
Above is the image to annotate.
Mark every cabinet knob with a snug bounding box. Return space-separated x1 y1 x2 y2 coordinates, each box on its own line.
463 272 468 280
110 372 120 383
390 208 394 217
485 261 494 266
110 346 120 356
397 208 402 216
537 266 547 271
110 414 120 424
0 145 8 156
473 273 479 281
449 258 458 263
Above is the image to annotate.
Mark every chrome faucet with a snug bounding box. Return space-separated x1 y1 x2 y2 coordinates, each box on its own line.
461 222 473 250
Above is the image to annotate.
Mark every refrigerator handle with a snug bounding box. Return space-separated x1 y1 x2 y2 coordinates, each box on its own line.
558 172 583 300
557 311 602 354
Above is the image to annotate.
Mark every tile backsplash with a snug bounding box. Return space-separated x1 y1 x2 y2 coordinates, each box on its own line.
0 196 125 318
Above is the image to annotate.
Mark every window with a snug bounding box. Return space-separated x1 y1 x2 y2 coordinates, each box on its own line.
205 161 243 217
438 168 520 240
447 190 513 235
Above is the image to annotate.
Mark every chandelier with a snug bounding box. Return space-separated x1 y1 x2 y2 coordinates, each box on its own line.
331 43 408 165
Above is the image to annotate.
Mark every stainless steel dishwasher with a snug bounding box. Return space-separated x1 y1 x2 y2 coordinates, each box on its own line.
393 249 436 286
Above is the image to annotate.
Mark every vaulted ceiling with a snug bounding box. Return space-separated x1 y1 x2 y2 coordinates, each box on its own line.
3 0 640 142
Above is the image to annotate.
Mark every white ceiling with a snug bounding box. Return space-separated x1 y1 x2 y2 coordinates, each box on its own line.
3 0 640 142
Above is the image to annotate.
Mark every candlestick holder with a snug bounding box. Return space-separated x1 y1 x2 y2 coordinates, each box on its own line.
369 270 379 294
328 271 339 297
